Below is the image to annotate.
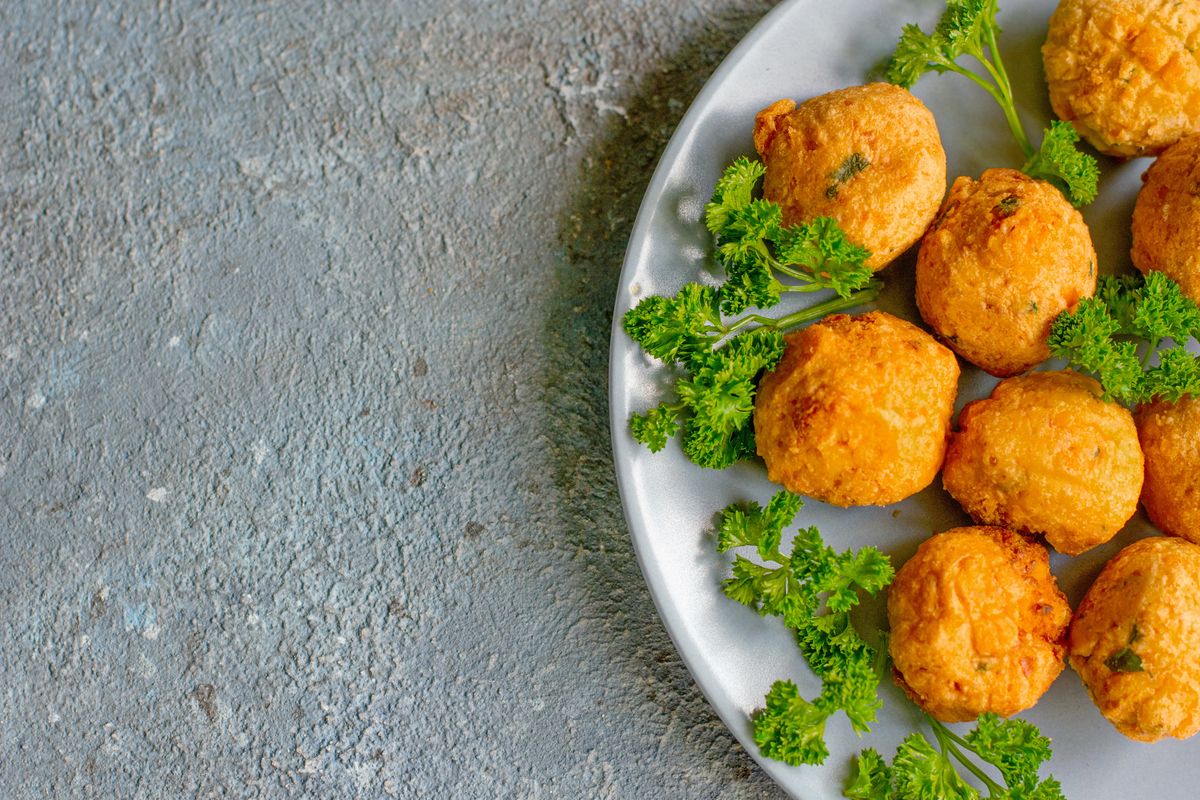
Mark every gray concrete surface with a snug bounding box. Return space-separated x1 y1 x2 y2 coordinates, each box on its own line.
0 1 785 797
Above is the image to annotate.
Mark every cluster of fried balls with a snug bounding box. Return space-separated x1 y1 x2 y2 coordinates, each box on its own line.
749 0 1200 742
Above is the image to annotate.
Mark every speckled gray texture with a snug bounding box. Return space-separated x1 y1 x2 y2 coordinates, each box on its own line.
0 1 785 797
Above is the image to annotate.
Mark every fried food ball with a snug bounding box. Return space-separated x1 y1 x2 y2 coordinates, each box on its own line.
1136 395 1200 543
942 371 1143 556
753 311 958 507
888 526 1071 722
753 83 946 270
1069 536 1200 742
915 169 1097 377
1131 134 1200 302
1043 0 1200 157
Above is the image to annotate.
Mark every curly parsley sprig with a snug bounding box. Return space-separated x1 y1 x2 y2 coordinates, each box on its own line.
1022 121 1098 207
1049 271 1200 405
624 157 881 469
706 158 876 315
886 0 1098 206
847 714 1065 800
716 491 894 765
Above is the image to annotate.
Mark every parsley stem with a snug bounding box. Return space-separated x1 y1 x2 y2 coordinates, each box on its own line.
871 633 890 681
768 257 832 287
983 8 1017 113
770 286 880 332
772 262 811 281
769 255 822 282
931 719 1006 795
946 61 1032 159
718 285 878 343
1142 338 1160 369
978 57 1032 159
723 313 784 335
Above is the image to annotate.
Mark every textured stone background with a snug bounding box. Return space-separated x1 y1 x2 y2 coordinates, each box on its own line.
0 0 786 797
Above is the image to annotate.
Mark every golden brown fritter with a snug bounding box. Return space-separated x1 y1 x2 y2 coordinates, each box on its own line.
1137 395 1200 543
888 526 1071 722
754 83 946 269
1131 134 1200 303
1069 536 1200 742
753 311 959 507
915 169 1097 377
942 371 1143 556
1043 0 1200 157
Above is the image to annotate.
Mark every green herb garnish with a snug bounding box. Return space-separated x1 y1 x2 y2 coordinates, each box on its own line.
849 714 1065 799
994 195 1021 217
624 157 881 468
1022 120 1099 207
1049 271 1200 405
718 491 893 765
826 153 871 199
1104 624 1145 673
886 0 1098 207
1104 648 1144 674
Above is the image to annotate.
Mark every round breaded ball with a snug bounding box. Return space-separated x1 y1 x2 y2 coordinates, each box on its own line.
753 311 959 507
915 169 1097 377
1137 395 1200 543
1043 0 1200 157
943 371 1143 556
1069 536 1200 742
753 83 946 270
1131 134 1200 302
888 526 1071 722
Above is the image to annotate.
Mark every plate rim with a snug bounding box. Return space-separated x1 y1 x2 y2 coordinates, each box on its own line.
607 0 814 796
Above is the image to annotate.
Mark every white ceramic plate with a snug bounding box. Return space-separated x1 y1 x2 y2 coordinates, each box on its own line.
609 0 1195 797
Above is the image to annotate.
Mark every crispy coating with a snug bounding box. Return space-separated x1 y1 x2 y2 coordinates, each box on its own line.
888 527 1071 722
1069 536 1200 742
753 83 946 269
1043 0 1200 157
1137 395 1200 543
915 169 1097 377
1131 134 1200 302
753 311 958 507
943 371 1143 556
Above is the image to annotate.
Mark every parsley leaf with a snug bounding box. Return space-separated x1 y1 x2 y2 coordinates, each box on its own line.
1127 271 1200 342
1103 624 1145 673
706 157 876 315
826 153 871 199
705 156 767 235
846 748 893 800
1046 298 1143 402
1049 272 1200 405
628 404 679 452
892 733 980 800
1104 648 1144 673
623 283 722 366
1143 346 1200 403
965 714 1056 794
676 327 784 469
773 216 874 300
753 680 833 766
717 490 803 557
1023 121 1100 207
886 0 992 89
